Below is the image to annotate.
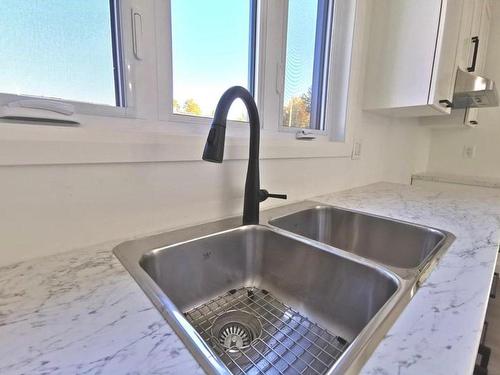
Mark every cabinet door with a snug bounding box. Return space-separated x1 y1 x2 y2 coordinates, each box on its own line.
477 1 491 72
467 0 488 73
363 0 443 113
428 0 465 113
456 0 476 69
464 0 491 127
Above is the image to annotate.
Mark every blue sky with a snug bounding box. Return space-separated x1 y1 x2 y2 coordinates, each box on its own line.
0 1 316 114
172 0 317 116
0 0 116 106
171 0 251 118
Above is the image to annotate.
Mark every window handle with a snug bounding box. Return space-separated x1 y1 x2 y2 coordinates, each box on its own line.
468 36 479 72
131 9 143 60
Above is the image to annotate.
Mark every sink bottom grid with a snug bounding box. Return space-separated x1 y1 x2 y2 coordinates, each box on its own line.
184 287 349 375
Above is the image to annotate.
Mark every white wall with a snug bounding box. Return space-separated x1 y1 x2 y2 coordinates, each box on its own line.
0 0 430 266
426 1 500 178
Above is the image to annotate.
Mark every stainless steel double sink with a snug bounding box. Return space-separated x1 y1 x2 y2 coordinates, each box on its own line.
114 201 454 375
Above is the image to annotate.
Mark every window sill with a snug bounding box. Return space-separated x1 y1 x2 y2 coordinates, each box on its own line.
0 116 352 166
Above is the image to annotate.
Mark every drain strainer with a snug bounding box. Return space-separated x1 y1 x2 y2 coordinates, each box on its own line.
211 310 262 352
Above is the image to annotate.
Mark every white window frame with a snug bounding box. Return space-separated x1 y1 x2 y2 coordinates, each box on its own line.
155 0 263 140
268 0 357 145
157 0 356 144
278 0 333 135
0 0 144 119
0 0 359 166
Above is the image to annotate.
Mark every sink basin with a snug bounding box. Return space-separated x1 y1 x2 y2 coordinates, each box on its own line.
269 206 447 272
116 224 406 375
114 202 453 374
140 225 397 340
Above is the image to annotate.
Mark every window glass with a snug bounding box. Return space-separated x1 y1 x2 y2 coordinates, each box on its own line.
283 0 331 130
171 0 255 121
0 0 119 106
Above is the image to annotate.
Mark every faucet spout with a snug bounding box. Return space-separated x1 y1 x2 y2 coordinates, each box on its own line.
202 86 286 225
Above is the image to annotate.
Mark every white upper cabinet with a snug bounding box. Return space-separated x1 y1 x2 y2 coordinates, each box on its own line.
363 0 488 117
464 0 492 127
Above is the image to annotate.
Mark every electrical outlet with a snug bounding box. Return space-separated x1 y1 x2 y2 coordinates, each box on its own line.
351 141 362 160
463 145 477 159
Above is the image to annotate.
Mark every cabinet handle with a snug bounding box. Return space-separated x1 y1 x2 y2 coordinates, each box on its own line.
475 344 491 373
468 36 480 72
490 272 499 299
481 321 489 345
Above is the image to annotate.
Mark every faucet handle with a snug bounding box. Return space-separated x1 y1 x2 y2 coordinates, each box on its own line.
259 189 287 202
267 193 287 199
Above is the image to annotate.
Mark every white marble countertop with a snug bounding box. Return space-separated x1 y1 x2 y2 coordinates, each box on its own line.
1 182 499 375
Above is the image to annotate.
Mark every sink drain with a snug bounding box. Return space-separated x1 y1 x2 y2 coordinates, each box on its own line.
186 288 351 374
211 310 262 352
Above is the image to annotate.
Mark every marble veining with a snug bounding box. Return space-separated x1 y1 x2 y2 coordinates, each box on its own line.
0 247 204 375
1 182 499 375
314 183 500 375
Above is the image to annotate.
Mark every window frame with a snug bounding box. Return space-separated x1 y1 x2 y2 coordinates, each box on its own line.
157 0 260 134
280 0 334 133
0 0 134 118
109 0 126 108
311 0 334 131
0 0 360 167
256 0 356 146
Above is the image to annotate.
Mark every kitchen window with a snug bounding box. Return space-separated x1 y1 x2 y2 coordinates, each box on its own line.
170 0 257 121
0 0 123 107
282 0 332 131
0 0 358 165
